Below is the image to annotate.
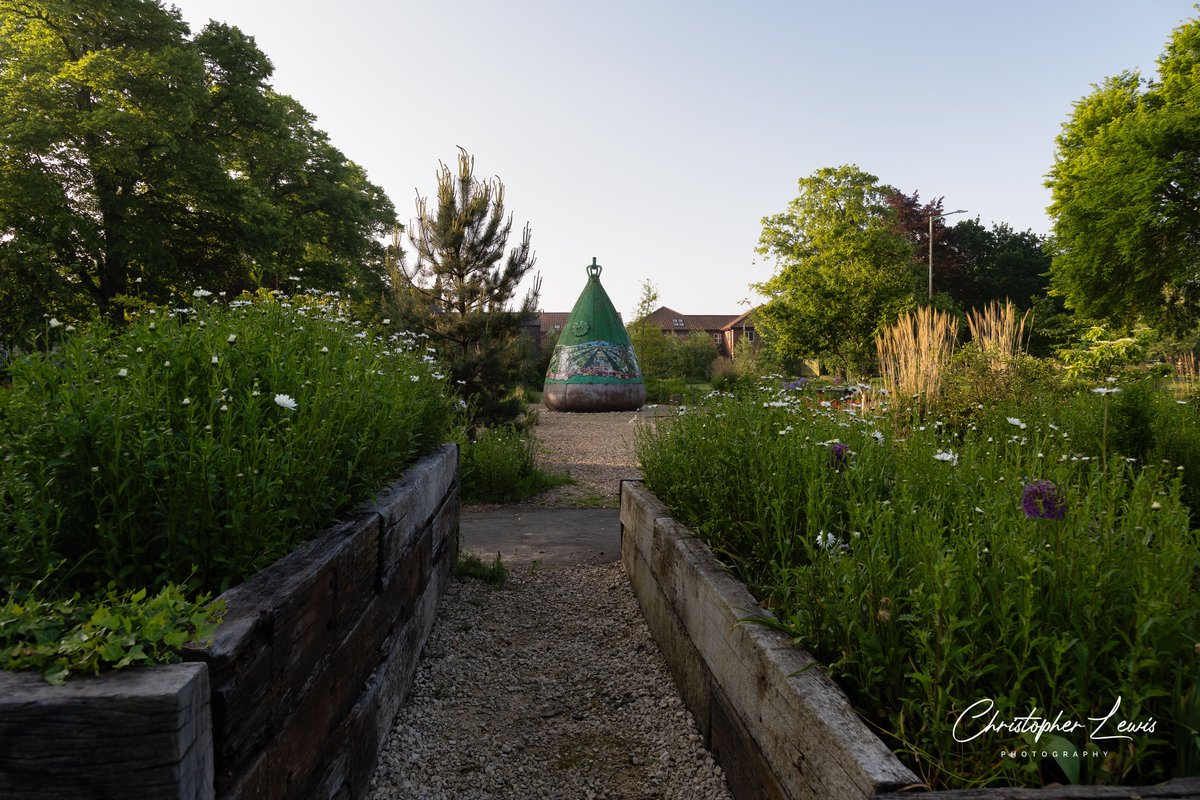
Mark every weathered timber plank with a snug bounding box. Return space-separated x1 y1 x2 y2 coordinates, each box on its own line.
331 530 429 729
874 777 1200 799
217 749 271 800
264 658 340 799
374 445 458 585
0 663 213 800
620 480 670 559
371 549 449 750
655 515 918 797
429 479 460 564
328 513 383 640
621 537 714 737
181 575 278 796
710 680 788 800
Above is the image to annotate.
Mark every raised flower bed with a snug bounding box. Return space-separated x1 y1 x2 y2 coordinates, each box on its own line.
620 477 1200 799
0 444 459 799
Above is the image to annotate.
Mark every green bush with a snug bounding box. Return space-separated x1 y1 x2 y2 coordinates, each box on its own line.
937 344 1061 428
0 293 454 679
459 425 569 503
638 387 1200 789
1057 374 1200 522
1 581 221 684
1 295 454 593
644 376 687 404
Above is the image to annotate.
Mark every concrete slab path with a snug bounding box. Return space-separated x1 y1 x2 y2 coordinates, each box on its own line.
459 505 621 566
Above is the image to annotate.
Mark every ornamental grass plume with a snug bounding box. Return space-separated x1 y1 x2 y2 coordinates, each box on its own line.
875 306 958 416
1022 479 1066 520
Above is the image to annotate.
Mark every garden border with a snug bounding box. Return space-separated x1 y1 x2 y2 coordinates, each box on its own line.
0 443 459 800
618 479 1200 800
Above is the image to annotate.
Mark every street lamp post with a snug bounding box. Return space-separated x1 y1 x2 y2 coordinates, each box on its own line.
927 209 967 300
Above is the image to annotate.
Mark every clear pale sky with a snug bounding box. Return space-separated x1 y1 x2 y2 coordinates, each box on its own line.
170 1 1197 318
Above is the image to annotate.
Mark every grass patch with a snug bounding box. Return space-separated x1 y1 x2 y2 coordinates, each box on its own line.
460 424 571 503
455 551 507 586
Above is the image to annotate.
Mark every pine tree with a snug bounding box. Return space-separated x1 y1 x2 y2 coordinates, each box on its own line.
388 148 540 424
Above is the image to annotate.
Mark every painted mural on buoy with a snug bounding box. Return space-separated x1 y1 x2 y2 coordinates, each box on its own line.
543 258 646 412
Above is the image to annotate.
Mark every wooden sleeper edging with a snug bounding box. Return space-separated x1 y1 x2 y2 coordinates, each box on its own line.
617 479 1200 800
0 443 460 800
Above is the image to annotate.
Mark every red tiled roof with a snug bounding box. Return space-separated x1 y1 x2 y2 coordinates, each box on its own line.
721 308 759 331
638 306 741 333
537 312 570 334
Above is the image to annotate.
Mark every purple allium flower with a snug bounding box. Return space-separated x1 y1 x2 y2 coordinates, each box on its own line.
828 441 850 471
1022 480 1066 520
784 378 809 392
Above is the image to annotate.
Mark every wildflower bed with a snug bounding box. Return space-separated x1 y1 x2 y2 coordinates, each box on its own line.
0 293 454 682
636 382 1200 790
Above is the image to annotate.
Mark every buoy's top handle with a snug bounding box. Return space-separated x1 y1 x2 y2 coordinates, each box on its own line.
587 257 602 278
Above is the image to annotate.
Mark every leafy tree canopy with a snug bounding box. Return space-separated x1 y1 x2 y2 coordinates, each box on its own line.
946 218 1053 311
1047 12 1200 332
754 164 915 378
883 189 966 301
0 0 396 344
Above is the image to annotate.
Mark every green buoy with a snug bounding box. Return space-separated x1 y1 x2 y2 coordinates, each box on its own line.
543 258 646 412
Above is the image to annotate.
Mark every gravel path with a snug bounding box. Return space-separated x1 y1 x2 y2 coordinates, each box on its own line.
525 407 667 508
368 405 733 800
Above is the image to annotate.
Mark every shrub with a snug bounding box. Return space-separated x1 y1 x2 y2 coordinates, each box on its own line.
643 376 686 404
938 345 1060 429
459 424 569 503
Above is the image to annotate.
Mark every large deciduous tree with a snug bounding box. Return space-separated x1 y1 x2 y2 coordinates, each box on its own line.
754 165 915 378
883 189 968 303
388 149 539 425
945 219 1052 311
1047 13 1200 332
0 0 395 344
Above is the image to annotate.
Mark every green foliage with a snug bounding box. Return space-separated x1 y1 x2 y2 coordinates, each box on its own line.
459 425 569 503
519 329 555 392
0 294 454 595
754 165 916 378
638 386 1200 789
1047 13 1200 331
710 337 766 393
643 377 711 405
945 219 1054 311
455 552 507 587
668 331 718 381
938 345 1060 428
388 149 539 426
627 279 665 375
1 581 222 684
1056 325 1157 381
1055 374 1200 521
629 327 672 378
0 1 396 345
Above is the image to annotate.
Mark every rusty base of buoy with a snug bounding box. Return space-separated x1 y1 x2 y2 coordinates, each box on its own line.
542 382 646 412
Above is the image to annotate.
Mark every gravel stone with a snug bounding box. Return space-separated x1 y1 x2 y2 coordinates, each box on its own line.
524 406 668 508
369 406 731 799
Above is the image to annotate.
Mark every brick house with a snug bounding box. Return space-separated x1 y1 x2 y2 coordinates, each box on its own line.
633 306 757 358
528 306 758 359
